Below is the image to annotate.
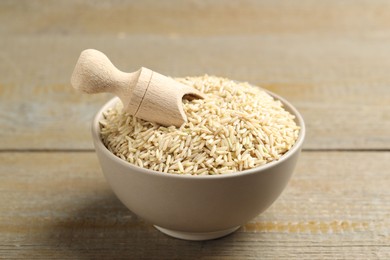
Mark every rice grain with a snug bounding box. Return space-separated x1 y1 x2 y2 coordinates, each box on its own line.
100 76 300 175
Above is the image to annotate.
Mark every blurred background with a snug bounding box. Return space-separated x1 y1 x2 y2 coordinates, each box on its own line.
1 0 389 151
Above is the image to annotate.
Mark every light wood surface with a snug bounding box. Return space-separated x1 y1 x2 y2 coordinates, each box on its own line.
1 0 389 259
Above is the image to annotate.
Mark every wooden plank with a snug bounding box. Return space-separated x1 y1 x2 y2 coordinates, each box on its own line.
0 151 389 259
2 0 390 36
1 0 390 150
1 34 389 150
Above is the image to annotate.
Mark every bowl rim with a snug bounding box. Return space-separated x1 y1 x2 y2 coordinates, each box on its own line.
92 88 305 180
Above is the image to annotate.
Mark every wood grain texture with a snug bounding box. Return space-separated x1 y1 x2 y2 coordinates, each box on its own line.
1 35 390 150
1 152 389 259
2 0 390 36
1 0 390 259
1 1 390 149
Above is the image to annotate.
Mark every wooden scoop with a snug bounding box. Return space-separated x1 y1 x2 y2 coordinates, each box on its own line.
71 49 204 127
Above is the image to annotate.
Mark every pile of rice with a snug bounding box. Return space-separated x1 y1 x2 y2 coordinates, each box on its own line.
100 76 300 175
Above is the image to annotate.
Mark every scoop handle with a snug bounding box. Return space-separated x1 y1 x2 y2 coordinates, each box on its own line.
71 49 139 102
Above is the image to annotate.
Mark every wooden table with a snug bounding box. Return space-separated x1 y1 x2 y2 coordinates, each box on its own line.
1 1 389 259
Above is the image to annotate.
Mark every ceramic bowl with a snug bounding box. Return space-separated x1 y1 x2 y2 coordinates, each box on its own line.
91 91 305 241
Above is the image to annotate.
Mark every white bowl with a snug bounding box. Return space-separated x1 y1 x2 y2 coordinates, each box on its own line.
92 91 305 240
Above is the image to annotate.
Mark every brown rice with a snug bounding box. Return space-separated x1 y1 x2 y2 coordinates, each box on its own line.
100 76 300 175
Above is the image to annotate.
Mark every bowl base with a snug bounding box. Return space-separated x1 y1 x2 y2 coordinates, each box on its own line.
154 225 240 241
